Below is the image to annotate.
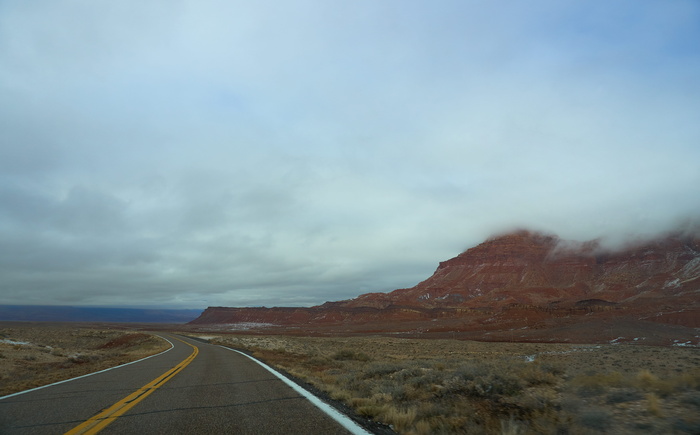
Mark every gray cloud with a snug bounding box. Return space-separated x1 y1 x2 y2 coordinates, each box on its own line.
1 1 699 308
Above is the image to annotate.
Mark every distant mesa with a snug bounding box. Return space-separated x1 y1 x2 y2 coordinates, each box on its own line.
0 306 203 323
190 229 700 341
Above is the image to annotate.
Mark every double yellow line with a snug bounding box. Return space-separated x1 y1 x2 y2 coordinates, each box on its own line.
65 337 198 435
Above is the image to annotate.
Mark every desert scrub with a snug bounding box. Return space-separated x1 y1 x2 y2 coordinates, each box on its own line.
207 334 700 435
563 366 700 434
571 367 700 398
363 362 403 379
236 345 565 433
332 349 370 362
0 326 169 396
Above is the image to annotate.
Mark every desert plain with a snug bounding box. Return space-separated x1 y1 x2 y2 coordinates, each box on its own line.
1 322 699 435
0 323 169 397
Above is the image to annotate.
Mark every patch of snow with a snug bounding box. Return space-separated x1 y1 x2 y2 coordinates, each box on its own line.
680 257 700 278
664 278 680 289
635 277 651 288
521 345 605 363
436 293 464 301
225 322 276 331
0 339 31 346
610 337 625 345
672 341 697 347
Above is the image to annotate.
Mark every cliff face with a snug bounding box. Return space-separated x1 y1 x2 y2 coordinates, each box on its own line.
189 305 450 325
189 230 700 328
339 230 700 311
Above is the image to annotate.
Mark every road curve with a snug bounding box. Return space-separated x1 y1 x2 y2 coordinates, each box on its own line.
0 334 366 434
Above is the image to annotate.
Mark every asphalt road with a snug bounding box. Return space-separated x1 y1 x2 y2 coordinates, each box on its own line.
0 334 366 434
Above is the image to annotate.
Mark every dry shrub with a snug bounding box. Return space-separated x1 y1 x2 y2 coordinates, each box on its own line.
442 370 524 399
636 369 659 389
520 363 559 386
670 368 700 393
363 362 402 378
646 392 663 417
411 419 433 435
327 385 352 402
380 406 418 433
572 371 624 389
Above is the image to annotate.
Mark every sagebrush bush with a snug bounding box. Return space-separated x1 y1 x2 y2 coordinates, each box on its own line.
636 369 659 389
646 392 663 417
363 362 402 378
380 406 418 432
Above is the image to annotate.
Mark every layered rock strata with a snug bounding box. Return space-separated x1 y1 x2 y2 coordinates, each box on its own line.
190 230 700 328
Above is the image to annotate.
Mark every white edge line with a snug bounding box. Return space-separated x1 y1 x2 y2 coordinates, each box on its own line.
220 345 372 435
0 335 175 401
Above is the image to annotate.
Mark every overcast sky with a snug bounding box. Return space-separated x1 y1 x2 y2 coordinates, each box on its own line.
1 1 699 309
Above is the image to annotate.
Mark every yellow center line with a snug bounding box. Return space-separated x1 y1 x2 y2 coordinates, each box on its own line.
64 336 199 435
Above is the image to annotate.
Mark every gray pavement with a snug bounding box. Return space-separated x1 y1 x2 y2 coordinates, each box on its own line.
0 335 358 435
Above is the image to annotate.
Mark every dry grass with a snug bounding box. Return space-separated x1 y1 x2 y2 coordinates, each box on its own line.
0 324 169 396
201 334 700 435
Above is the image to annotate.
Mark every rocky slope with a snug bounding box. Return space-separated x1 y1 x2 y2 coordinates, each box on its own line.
190 230 700 330
336 230 700 310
